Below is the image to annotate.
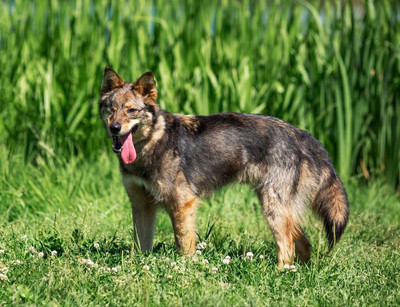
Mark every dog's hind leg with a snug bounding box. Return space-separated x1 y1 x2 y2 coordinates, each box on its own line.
265 210 299 268
257 185 309 268
123 179 158 252
294 228 312 263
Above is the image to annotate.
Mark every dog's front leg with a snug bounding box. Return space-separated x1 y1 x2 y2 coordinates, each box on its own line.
166 198 198 255
131 204 157 252
123 179 157 252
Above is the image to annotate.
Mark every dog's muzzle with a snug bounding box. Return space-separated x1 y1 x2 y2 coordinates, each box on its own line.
111 124 139 153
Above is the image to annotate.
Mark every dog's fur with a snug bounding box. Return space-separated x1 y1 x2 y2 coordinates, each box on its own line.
99 68 349 267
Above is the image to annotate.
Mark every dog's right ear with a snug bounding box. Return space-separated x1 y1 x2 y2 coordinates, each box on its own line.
101 67 124 94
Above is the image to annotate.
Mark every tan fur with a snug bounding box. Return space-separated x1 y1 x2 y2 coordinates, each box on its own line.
176 115 199 130
163 172 198 255
132 71 158 101
327 182 348 224
169 198 198 255
142 116 166 156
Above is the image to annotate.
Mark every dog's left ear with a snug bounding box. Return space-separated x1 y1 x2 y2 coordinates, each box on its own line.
132 72 157 100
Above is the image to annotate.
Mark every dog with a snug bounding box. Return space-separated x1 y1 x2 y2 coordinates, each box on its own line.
99 68 349 268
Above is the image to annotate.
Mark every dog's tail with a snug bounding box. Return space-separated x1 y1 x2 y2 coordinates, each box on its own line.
312 174 349 250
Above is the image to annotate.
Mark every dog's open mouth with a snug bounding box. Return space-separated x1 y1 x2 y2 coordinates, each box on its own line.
112 136 123 153
112 124 138 164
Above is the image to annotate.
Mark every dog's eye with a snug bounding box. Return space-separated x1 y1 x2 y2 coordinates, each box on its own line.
128 108 137 113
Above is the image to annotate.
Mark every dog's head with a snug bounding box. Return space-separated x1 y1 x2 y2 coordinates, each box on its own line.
99 67 158 164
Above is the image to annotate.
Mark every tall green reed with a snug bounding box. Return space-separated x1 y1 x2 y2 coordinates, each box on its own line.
0 0 399 188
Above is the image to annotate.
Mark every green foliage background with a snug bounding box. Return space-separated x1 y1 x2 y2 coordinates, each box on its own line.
0 0 399 187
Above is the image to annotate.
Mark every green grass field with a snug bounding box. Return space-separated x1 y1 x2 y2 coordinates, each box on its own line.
1 0 400 305
0 148 399 305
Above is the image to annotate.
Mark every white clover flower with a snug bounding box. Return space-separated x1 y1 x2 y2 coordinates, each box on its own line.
79 258 97 268
0 249 4 254
222 258 231 265
94 243 100 250
212 267 218 274
164 257 170 263
37 252 44 258
283 264 290 270
0 273 7 281
0 267 8 273
51 250 57 257
246 252 254 260
87 259 95 267
111 267 118 274
202 259 209 265
259 255 264 259
290 264 297 272
28 246 36 254
21 235 28 240
195 250 202 255
143 265 150 271
167 275 173 280
222 255 232 264
196 242 207 250
115 265 122 270
171 262 177 267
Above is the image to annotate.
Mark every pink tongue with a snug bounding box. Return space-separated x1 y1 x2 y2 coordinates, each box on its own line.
120 132 137 164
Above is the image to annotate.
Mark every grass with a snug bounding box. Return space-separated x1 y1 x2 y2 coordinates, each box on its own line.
0 0 399 187
1 147 399 305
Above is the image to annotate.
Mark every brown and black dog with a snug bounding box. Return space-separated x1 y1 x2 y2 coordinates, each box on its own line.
99 68 349 268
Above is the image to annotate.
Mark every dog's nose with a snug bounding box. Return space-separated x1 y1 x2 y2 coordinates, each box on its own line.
110 123 121 134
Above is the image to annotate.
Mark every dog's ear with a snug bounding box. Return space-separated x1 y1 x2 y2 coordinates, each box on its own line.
101 67 124 94
132 71 157 100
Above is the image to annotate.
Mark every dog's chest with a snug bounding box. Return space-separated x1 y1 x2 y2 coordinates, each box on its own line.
123 173 152 191
122 173 162 201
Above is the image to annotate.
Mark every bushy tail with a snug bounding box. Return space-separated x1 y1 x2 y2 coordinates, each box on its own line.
312 175 349 250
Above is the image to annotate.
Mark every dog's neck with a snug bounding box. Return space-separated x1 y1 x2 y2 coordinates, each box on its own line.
140 110 169 156
119 109 172 177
